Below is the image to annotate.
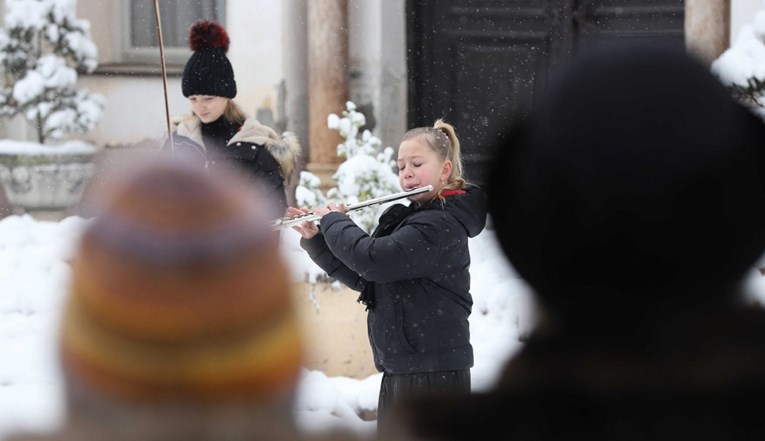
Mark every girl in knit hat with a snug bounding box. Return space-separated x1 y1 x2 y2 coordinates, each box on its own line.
167 20 300 214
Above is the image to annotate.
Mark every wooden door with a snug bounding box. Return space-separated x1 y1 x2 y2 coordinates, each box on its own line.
407 0 684 185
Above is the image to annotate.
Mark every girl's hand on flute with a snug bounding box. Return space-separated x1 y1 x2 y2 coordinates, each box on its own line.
287 202 348 238
287 206 320 239
311 202 348 218
324 202 348 214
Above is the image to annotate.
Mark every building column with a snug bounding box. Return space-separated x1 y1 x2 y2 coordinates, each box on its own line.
685 0 730 66
307 0 348 192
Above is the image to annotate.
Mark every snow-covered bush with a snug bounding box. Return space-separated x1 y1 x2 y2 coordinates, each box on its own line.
295 170 328 209
711 8 765 119
0 0 104 144
296 101 401 233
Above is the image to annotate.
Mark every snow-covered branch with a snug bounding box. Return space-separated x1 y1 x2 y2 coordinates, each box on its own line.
0 0 103 144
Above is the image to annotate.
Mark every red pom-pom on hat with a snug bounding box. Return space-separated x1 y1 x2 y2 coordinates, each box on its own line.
188 20 230 52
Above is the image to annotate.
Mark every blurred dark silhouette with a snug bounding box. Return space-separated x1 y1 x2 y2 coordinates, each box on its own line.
389 43 765 440
0 153 362 441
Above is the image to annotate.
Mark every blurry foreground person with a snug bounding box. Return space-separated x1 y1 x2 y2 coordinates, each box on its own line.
391 43 765 440
1 154 359 441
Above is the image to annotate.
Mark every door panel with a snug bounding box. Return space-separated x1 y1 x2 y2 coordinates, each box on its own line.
408 0 685 186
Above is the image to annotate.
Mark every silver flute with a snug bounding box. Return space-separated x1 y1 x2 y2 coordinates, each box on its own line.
272 185 433 230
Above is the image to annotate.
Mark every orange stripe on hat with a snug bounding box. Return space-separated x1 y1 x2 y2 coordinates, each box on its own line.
60 282 304 401
69 247 293 343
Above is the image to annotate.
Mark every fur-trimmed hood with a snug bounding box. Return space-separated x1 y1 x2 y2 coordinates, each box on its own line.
229 119 301 178
173 116 301 178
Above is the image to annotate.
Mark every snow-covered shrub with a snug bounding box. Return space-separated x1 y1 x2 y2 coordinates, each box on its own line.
711 8 765 119
295 170 328 209
296 101 401 233
0 0 104 144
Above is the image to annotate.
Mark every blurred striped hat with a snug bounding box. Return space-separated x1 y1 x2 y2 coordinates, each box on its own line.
60 154 302 403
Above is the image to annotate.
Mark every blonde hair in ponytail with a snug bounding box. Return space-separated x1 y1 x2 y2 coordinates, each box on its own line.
402 119 466 192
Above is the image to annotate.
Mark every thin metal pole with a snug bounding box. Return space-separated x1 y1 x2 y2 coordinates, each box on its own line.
153 0 174 153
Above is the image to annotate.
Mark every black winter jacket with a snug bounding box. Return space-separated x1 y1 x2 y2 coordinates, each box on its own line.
165 116 300 214
301 185 487 374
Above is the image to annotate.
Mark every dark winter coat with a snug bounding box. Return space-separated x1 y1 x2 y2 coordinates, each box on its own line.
392 305 765 441
301 184 487 374
166 116 300 213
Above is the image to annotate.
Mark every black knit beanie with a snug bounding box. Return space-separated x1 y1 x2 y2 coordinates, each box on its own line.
182 21 237 98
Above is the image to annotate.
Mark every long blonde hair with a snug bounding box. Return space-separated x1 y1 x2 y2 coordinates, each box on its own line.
223 99 247 125
401 119 466 192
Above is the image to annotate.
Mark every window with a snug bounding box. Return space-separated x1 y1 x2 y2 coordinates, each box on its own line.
118 0 226 66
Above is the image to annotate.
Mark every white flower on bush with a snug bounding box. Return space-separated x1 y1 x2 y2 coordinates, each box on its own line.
297 101 401 233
